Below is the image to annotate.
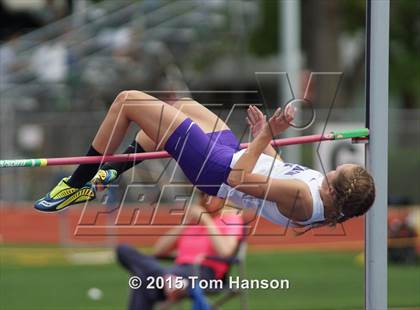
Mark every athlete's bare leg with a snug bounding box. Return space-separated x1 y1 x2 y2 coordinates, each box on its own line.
135 97 230 152
92 91 188 154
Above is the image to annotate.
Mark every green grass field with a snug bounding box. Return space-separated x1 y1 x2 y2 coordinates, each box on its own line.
1 245 419 310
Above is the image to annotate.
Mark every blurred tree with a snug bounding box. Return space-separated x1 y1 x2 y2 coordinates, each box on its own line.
341 0 420 108
248 0 279 57
389 0 420 108
249 0 420 108
302 0 341 108
249 0 342 108
0 2 42 39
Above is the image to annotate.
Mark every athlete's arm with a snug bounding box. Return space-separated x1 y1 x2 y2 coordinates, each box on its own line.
230 106 293 180
228 107 312 221
228 172 312 221
246 105 280 160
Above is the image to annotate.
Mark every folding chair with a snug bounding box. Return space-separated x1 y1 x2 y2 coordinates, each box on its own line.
156 234 248 310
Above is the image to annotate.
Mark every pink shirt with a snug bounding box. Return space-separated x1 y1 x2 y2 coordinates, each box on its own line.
175 214 244 279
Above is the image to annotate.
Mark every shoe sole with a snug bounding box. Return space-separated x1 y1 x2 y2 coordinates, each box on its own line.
34 188 95 213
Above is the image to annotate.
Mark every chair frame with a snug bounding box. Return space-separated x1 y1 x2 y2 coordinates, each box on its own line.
156 232 248 310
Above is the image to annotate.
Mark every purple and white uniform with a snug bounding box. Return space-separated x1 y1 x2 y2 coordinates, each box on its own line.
164 118 325 226
217 149 325 226
164 118 240 196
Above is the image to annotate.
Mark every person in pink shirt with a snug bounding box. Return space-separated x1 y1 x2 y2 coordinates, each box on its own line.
116 192 244 310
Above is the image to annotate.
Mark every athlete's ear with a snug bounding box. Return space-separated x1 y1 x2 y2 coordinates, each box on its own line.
328 186 336 198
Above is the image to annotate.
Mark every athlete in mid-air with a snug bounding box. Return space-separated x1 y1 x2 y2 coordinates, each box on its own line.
35 91 375 228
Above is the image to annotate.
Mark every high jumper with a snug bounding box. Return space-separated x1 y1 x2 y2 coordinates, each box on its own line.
28 91 375 228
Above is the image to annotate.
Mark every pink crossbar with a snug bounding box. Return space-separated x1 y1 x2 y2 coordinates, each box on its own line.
45 133 334 166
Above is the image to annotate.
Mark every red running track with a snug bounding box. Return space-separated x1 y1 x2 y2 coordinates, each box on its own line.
0 203 365 251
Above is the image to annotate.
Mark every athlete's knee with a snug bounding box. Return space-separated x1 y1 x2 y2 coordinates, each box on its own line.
172 97 195 109
125 90 149 99
110 90 144 114
110 91 129 112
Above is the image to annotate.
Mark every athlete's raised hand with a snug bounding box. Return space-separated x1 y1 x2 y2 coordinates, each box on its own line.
267 105 295 136
246 105 267 138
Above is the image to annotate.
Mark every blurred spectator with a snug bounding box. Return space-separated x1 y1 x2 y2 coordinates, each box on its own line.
388 217 418 264
38 0 69 23
116 192 244 310
31 39 68 82
0 33 20 88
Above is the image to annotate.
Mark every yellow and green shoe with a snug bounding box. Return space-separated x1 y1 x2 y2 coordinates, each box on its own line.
91 169 118 187
34 177 95 212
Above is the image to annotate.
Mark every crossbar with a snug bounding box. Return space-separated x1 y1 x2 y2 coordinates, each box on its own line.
0 129 368 168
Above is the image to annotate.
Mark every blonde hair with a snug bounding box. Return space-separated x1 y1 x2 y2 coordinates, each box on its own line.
329 165 376 225
295 165 375 235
